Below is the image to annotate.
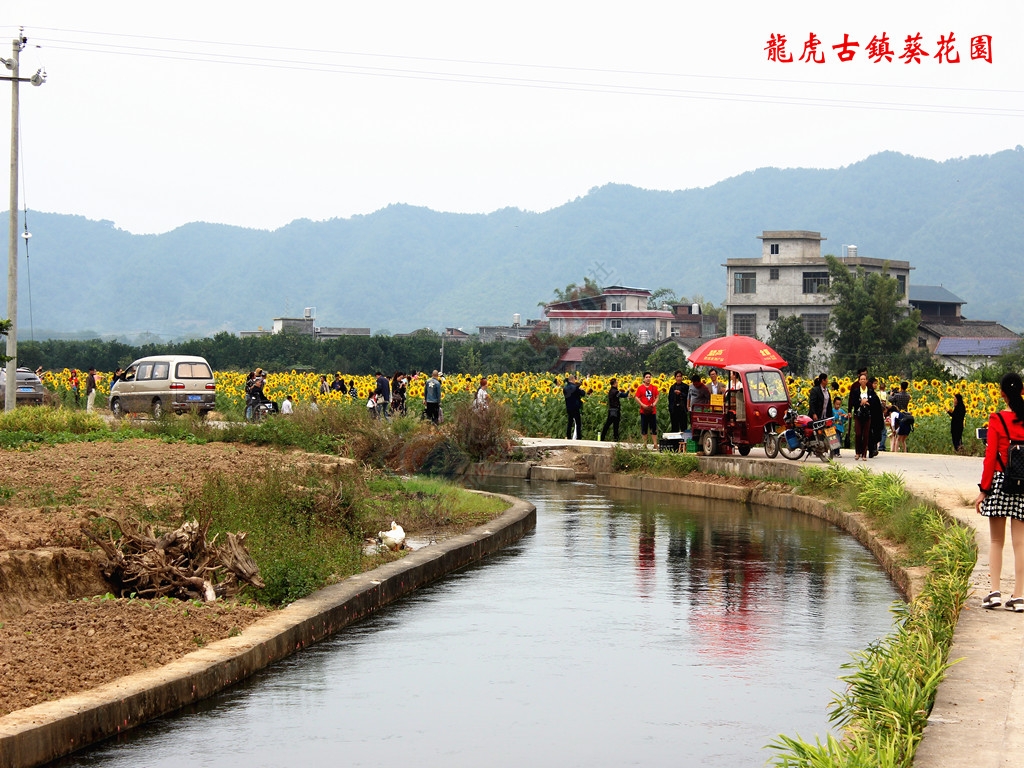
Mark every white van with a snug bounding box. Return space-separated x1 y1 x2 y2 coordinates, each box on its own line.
109 355 216 418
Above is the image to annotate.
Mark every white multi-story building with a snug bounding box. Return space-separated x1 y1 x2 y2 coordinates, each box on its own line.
724 230 912 355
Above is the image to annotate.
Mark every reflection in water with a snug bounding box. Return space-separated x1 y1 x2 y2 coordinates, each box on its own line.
57 479 899 768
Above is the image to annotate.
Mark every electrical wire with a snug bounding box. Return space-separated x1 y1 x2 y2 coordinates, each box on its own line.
13 26 1024 118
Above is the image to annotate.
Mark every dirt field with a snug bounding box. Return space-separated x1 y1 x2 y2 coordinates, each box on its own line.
0 440 302 717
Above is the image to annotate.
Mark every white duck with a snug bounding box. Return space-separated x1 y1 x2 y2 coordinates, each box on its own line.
379 521 406 551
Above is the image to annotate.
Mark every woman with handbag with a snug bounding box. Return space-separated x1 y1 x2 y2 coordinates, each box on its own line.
847 370 878 461
974 372 1024 612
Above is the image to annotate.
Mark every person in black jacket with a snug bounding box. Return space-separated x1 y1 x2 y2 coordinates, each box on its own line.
807 373 834 422
563 374 587 439
667 370 690 433
847 369 881 460
948 393 967 452
808 372 839 456
600 378 625 442
867 376 884 456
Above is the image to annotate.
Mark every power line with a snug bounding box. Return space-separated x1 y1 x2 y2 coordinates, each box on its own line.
24 25 1024 96
14 27 1023 118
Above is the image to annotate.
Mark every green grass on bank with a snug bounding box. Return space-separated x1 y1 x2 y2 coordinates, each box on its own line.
93 462 508 606
768 465 976 768
3 406 511 606
611 446 701 477
0 400 514 474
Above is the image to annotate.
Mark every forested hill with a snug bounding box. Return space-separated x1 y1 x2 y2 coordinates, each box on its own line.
3 147 1023 340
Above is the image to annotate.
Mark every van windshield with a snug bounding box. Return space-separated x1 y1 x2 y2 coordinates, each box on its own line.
175 362 213 379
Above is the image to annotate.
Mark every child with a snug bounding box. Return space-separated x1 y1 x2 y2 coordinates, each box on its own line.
833 396 850 450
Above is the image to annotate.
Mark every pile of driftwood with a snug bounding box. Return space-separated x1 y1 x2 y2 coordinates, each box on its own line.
82 514 265 602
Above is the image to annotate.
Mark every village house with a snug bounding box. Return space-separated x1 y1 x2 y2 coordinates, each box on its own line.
724 230 912 360
543 285 716 342
910 285 1020 376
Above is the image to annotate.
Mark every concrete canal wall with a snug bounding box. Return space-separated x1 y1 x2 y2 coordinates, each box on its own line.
0 495 536 768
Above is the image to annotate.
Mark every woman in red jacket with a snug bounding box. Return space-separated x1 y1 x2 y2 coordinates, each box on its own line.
974 372 1024 612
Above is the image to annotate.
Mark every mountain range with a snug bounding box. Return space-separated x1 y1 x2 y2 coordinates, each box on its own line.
2 147 1023 340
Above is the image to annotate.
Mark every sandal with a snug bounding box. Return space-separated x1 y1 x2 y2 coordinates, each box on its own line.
982 590 1002 609
1005 596 1024 613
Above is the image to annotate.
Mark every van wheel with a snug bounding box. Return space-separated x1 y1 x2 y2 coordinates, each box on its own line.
111 398 124 418
151 399 164 419
700 431 719 456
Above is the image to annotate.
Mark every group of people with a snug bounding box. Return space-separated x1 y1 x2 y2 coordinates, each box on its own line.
366 370 445 424
803 372 921 460
318 373 360 399
562 368 731 447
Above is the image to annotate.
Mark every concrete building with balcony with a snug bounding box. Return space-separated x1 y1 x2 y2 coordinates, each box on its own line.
544 285 716 342
724 230 912 358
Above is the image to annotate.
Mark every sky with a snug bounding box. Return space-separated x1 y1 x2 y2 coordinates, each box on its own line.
2 1 1022 235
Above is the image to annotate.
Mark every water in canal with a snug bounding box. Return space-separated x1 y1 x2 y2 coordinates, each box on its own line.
58 479 900 768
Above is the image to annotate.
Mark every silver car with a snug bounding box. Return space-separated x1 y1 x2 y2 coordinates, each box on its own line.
109 355 216 418
0 366 46 407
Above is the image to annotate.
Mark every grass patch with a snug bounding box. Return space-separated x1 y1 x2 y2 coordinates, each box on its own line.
798 464 944 566
166 461 510 606
612 446 700 477
768 471 976 768
0 408 112 448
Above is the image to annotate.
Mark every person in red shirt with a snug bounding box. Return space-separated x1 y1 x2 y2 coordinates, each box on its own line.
975 372 1024 612
634 371 660 449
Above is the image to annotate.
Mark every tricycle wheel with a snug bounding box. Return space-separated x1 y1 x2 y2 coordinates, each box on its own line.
700 430 719 456
763 433 780 459
737 445 751 456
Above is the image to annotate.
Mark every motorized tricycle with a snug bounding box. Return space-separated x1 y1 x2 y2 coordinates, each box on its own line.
776 408 841 462
688 364 791 457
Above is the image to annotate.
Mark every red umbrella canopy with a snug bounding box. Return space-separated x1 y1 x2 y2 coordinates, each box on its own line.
687 335 787 369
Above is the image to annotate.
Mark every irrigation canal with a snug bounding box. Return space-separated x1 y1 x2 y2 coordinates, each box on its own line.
56 478 900 767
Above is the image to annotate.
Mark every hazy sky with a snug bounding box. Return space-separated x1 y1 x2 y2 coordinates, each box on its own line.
3 1 1021 234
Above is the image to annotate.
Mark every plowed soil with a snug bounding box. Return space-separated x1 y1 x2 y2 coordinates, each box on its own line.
0 440 298 717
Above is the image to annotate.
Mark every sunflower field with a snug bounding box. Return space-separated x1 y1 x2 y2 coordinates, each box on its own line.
37 369 1003 455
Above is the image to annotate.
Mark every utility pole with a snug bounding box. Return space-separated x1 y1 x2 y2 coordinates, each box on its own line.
2 31 45 411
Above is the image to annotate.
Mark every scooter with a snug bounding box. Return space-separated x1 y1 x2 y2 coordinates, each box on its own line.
778 409 839 462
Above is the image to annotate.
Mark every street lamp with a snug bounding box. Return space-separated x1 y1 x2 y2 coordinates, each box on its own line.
1 31 45 411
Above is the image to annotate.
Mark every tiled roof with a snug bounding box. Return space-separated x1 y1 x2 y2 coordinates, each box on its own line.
920 321 1019 339
934 337 1019 356
909 285 965 304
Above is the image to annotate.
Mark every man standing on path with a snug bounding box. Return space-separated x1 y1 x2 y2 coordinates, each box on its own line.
424 370 442 424
634 371 660 449
563 374 587 439
85 368 98 412
667 370 689 433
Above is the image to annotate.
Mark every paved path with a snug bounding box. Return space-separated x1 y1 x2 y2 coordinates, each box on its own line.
520 438 1022 767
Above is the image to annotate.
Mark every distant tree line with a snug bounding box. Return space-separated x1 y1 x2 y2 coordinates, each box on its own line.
16 330 569 375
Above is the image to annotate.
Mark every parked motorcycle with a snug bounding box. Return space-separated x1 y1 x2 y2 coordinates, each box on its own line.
777 409 840 462
246 398 278 423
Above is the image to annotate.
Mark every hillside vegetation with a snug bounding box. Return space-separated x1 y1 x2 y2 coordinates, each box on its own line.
2 148 1022 338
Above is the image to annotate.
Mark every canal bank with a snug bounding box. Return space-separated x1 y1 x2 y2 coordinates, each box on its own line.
0 496 536 768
